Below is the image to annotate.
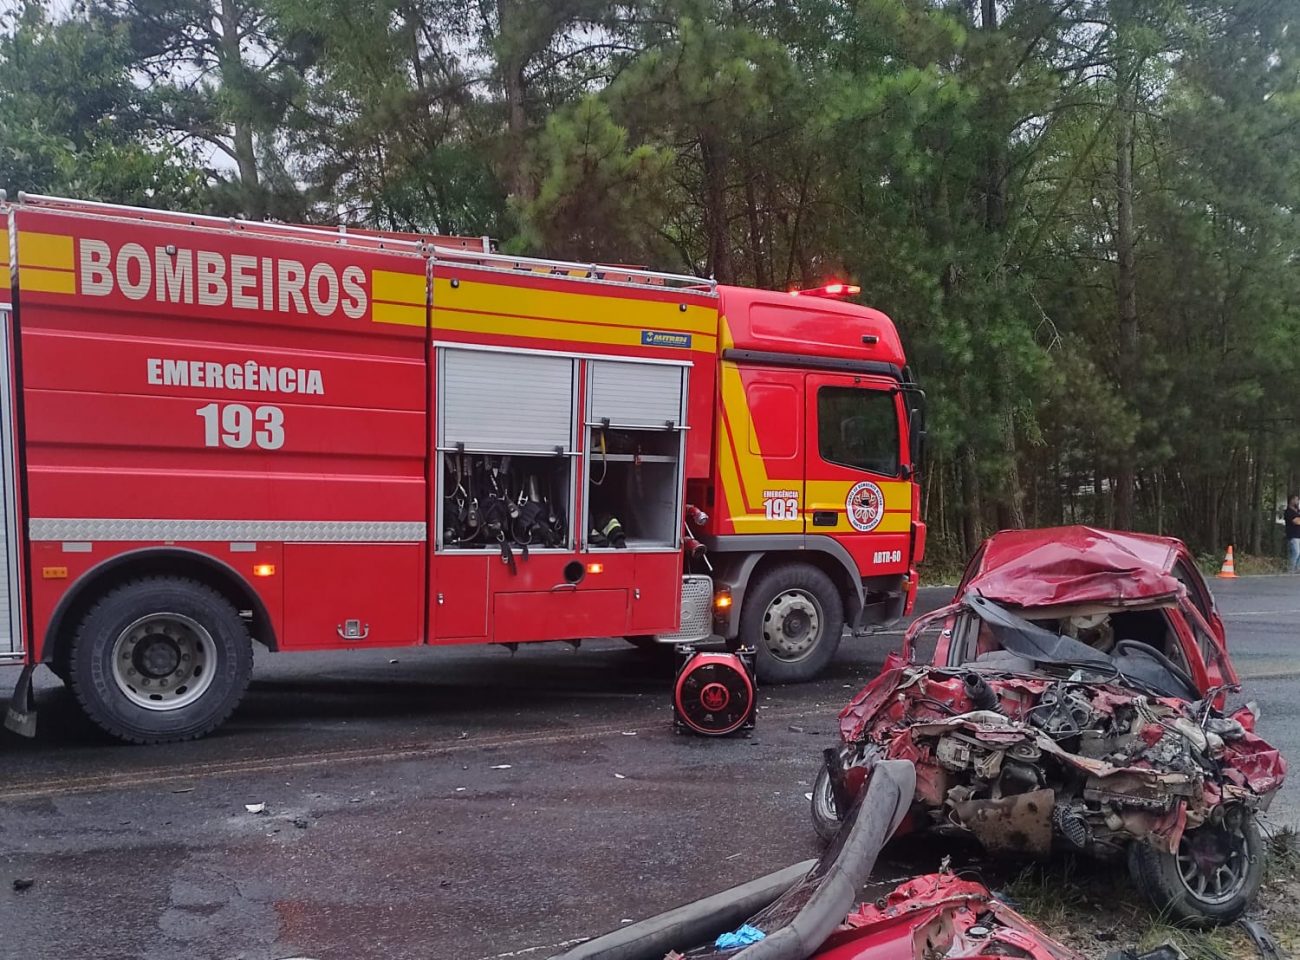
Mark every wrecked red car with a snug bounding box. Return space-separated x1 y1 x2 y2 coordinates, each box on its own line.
811 527 1286 925
549 760 1085 960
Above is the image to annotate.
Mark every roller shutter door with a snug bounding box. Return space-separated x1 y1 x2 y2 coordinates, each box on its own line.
439 349 576 453
588 360 686 429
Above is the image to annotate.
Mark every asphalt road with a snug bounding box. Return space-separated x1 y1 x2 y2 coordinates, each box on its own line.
1 576 1298 960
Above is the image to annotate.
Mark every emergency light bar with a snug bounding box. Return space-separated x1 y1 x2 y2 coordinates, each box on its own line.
789 282 861 299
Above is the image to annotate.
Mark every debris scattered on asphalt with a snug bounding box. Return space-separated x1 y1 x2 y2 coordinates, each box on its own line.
455 787 467 792
614 773 627 779
804 792 814 801
244 802 266 815
621 731 637 736
490 764 512 770
389 659 399 664
292 817 309 830
788 724 804 733
171 787 195 794
12 878 33 892
457 731 468 740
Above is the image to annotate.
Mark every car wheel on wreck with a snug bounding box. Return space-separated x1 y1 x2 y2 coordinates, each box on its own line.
741 562 844 684
1128 807 1264 925
810 765 842 842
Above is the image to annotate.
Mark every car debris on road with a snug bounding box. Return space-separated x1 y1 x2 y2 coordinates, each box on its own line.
812 527 1287 925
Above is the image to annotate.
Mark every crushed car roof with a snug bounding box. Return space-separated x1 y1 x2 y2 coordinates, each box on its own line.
964 526 1186 608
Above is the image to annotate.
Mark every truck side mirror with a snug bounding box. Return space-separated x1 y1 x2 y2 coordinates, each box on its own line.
907 406 926 476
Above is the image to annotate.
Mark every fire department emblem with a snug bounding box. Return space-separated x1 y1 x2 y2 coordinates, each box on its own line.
846 481 885 533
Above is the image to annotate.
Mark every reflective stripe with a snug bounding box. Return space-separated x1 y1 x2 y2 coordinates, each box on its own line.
29 519 426 543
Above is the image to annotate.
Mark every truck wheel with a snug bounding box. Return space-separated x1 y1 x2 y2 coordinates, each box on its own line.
809 765 842 842
1127 807 1264 926
68 577 253 744
741 563 843 683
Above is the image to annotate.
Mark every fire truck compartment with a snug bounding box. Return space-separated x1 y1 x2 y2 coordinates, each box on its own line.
282 543 423 649
492 588 630 642
585 428 683 550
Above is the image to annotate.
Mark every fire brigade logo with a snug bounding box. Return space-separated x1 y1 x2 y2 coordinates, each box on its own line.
846 481 885 533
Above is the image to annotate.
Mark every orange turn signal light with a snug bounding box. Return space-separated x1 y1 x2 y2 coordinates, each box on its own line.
253 564 276 577
42 566 68 580
586 562 604 574
714 594 733 609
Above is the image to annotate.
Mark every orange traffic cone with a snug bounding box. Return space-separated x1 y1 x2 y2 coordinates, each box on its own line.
1217 546 1238 579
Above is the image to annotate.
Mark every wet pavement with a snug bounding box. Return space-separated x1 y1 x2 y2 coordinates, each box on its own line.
1 578 1298 960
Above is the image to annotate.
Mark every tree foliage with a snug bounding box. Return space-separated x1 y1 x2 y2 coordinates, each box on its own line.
2 0 1298 557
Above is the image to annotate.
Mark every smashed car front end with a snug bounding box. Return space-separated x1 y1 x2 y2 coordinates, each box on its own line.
825 593 1285 923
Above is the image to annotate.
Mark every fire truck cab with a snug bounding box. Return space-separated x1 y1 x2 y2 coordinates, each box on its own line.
1 194 923 743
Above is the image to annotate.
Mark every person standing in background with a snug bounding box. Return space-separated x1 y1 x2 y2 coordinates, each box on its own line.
1286 495 1300 573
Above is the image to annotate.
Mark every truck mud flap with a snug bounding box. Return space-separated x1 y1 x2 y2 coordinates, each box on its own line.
4 663 36 738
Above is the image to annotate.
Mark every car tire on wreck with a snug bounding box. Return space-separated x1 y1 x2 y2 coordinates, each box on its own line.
1127 806 1265 926
742 562 844 684
810 765 842 842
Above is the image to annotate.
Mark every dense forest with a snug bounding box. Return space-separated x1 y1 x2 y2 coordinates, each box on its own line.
1 0 1297 560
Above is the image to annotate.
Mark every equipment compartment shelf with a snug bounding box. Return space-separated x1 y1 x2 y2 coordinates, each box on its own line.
584 425 683 549
591 453 676 464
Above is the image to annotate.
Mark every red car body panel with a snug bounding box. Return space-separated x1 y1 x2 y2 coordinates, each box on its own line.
815 873 1082 960
957 526 1226 645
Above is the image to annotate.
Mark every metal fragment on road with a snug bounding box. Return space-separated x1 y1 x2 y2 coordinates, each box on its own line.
244 802 266 814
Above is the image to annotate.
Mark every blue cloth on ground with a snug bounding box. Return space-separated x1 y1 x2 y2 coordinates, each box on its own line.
714 924 766 949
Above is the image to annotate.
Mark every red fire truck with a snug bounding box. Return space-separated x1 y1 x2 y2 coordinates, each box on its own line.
0 193 925 743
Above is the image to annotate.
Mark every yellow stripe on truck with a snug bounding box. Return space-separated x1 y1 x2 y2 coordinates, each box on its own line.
806 480 912 510
0 228 8 287
372 269 426 307
371 302 426 327
433 307 717 352
17 231 74 271
22 267 76 295
433 277 716 336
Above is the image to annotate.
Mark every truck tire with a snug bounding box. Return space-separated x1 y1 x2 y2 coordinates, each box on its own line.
741 562 843 683
1127 807 1264 926
67 577 253 744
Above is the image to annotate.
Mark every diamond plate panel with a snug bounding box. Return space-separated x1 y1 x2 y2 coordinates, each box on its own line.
657 574 714 643
29 518 427 543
